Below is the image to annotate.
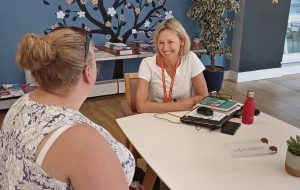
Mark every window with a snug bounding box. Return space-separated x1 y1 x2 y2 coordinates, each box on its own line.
283 0 300 63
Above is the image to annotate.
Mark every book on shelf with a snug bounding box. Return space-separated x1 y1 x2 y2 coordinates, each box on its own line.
199 96 238 112
111 48 133 55
104 42 131 50
0 85 12 98
133 40 155 54
103 41 133 55
2 84 25 97
94 47 114 57
0 83 37 99
20 84 37 93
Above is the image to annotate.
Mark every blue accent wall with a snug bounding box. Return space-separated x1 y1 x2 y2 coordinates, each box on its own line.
0 0 213 84
0 1 58 83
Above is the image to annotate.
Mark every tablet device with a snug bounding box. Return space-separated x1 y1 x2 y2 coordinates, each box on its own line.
221 121 241 135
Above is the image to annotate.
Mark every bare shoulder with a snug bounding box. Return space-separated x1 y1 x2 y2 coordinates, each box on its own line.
42 124 129 189
61 124 105 145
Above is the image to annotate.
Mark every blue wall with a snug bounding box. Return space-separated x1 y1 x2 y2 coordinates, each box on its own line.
1 1 58 83
0 0 214 84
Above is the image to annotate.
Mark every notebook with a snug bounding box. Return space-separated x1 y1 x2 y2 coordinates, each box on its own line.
199 97 238 112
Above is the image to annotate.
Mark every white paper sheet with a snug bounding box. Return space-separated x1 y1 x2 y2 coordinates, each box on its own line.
225 140 277 158
186 107 227 121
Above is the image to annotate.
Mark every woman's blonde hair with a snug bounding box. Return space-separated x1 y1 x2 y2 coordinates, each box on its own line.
16 28 91 91
153 18 191 56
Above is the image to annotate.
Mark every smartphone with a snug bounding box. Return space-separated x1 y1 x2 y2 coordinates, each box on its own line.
221 121 241 135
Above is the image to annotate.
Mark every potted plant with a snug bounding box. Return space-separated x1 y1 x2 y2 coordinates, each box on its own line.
187 0 240 92
285 135 300 177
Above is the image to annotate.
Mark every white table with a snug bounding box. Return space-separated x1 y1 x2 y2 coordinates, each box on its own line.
117 112 300 190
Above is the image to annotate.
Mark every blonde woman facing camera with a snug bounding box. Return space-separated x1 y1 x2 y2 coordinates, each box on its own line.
136 18 208 113
0 27 135 189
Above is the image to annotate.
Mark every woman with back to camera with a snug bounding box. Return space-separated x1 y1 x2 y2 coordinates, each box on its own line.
0 27 135 189
136 18 208 113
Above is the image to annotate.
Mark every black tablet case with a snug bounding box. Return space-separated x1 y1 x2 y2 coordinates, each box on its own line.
180 107 241 131
180 114 230 130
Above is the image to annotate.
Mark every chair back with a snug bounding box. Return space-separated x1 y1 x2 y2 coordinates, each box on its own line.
124 72 138 113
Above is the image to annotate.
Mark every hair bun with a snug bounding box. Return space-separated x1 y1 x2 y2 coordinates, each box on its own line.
16 33 56 71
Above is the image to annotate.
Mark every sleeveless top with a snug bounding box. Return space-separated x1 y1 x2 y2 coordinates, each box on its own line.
0 94 135 189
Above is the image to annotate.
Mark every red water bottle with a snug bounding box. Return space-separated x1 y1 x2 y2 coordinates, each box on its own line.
242 90 255 125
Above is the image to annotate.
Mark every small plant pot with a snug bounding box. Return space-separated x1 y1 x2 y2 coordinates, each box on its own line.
285 150 300 177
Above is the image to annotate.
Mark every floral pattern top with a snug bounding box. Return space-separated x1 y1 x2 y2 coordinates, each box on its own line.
0 94 135 190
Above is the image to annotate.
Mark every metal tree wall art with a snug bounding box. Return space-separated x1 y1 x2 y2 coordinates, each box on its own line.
43 0 173 43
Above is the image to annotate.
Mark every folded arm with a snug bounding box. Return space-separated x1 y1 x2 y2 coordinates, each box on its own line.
136 73 208 113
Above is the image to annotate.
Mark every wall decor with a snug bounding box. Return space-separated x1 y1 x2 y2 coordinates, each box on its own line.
42 0 172 43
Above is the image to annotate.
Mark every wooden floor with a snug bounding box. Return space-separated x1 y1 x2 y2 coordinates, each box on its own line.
1 73 300 145
221 73 300 129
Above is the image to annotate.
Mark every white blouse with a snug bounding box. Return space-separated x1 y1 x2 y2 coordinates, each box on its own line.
0 94 135 189
138 51 205 102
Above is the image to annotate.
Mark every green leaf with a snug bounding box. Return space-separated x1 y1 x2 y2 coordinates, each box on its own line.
187 0 240 66
287 136 300 152
290 137 297 145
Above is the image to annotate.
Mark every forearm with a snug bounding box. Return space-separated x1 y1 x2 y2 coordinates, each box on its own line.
192 93 208 103
136 100 185 113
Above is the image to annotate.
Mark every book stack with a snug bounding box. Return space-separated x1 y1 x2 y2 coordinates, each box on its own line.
180 106 231 130
94 47 114 57
104 42 133 55
180 97 242 130
0 84 37 99
0 85 12 98
20 84 37 93
133 40 155 54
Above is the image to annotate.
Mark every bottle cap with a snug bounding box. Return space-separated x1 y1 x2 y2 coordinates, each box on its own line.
247 90 255 97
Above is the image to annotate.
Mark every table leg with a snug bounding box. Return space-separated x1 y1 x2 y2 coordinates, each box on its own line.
113 59 124 79
142 166 157 190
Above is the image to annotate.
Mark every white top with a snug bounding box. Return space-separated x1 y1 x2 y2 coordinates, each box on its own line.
138 51 205 102
117 112 300 190
0 94 135 190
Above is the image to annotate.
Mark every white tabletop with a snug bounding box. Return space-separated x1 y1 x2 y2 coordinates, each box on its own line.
117 112 300 190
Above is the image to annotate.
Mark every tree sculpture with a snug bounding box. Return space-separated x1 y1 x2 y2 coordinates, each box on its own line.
42 0 173 43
